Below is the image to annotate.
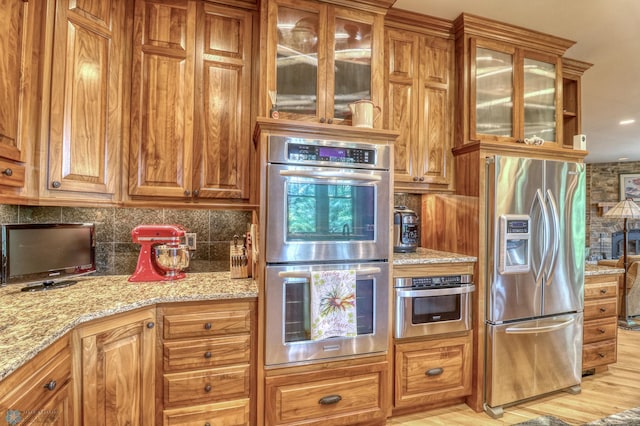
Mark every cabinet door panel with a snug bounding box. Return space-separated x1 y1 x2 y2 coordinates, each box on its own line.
0 0 30 162
129 0 195 197
389 83 414 181
49 0 124 194
420 86 449 183
195 5 251 200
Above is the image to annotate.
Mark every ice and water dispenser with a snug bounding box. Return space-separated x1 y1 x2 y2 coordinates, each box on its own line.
498 215 531 274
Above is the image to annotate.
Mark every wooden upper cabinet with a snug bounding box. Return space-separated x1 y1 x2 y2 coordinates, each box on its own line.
385 12 454 192
262 0 384 126
129 0 252 202
47 0 128 198
453 14 576 151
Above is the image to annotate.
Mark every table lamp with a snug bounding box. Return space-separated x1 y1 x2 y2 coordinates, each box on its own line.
604 197 640 326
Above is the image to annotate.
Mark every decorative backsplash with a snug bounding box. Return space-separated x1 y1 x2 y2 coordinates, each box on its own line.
0 204 253 275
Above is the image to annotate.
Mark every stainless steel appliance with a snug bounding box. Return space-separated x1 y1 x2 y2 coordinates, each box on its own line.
265 135 390 263
265 262 388 366
484 155 585 418
394 274 474 338
263 135 391 366
393 206 420 253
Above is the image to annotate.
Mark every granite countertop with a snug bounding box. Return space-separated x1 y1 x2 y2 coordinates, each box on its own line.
393 247 477 265
0 272 257 382
585 263 625 276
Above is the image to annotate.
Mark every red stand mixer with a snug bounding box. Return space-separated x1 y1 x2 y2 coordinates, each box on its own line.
129 224 190 282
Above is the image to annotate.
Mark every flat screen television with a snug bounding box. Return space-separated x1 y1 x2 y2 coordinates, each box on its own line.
1 223 96 289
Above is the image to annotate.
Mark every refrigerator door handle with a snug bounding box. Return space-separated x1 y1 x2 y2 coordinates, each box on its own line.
531 189 550 286
505 317 575 334
544 189 561 285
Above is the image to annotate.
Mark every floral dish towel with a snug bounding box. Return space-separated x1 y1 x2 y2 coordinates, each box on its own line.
310 269 357 340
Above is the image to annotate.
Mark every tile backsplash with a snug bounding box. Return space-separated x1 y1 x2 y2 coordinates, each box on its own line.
0 204 253 275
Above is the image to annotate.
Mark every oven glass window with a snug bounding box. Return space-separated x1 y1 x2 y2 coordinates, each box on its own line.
412 294 461 324
284 279 374 343
286 181 375 242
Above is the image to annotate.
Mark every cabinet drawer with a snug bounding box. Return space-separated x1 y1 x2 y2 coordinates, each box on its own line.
164 365 250 407
163 303 252 339
0 158 25 188
265 362 387 425
583 318 617 344
582 340 616 370
394 334 472 408
584 281 617 300
163 399 250 426
584 298 617 320
164 335 250 371
0 348 71 418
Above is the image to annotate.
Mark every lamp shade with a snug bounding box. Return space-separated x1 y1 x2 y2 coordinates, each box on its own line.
605 198 640 219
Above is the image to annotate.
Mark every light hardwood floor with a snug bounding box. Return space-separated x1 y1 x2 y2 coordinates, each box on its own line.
388 329 640 425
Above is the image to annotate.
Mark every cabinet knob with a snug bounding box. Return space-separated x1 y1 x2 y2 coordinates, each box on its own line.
205 423 211 426
426 367 444 376
600 307 607 313
192 189 199 197
2 168 12 177
204 322 212 330
52 180 61 188
413 176 419 182
44 380 57 391
204 351 212 359
598 328 606 334
419 177 425 182
319 117 326 123
327 118 333 124
184 190 190 196
146 322 155 329
600 289 607 294
204 384 212 392
318 394 342 405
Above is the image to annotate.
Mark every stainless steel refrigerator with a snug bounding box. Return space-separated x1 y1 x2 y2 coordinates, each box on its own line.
484 155 585 418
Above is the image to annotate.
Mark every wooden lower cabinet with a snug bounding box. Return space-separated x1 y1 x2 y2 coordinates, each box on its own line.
393 333 472 414
72 307 157 426
264 361 388 426
0 335 72 425
582 273 620 372
157 299 256 426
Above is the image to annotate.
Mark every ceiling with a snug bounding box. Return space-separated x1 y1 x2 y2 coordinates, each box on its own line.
392 0 640 164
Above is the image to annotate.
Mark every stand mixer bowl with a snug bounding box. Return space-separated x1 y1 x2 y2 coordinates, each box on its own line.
154 244 190 277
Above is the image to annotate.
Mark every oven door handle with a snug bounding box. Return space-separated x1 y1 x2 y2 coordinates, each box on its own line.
278 267 381 279
395 285 475 298
279 169 382 182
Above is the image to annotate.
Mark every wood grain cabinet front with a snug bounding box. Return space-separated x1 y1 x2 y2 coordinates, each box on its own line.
158 300 256 426
582 274 619 372
0 336 72 425
128 0 254 204
264 361 388 426
393 333 472 414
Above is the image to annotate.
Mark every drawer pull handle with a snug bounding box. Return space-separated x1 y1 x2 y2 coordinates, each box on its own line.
600 289 607 294
204 351 212 358
598 353 606 358
426 368 444 377
600 307 607 313
598 328 606 334
204 322 212 330
318 394 342 405
44 380 57 391
204 384 212 392
205 423 210 426
2 168 12 177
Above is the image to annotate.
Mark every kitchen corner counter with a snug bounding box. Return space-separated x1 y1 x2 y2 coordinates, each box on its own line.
0 273 257 381
393 247 477 265
585 263 625 276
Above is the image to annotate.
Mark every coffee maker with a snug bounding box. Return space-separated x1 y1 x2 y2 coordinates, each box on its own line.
393 206 420 253
128 224 190 282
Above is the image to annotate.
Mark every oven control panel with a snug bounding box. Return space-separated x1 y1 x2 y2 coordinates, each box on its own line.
287 143 375 165
395 274 473 288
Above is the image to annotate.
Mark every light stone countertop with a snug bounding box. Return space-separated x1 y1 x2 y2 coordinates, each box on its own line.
393 247 477 265
0 272 257 381
585 263 625 276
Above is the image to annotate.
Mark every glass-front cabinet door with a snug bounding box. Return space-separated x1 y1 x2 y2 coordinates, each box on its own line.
472 40 560 144
266 0 380 124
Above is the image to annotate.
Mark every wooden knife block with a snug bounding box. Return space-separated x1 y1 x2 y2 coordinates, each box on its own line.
230 239 248 279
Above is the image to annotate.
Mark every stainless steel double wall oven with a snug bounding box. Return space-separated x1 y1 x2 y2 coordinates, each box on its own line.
264 135 391 366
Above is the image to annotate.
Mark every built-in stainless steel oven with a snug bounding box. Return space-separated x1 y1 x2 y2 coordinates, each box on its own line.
265 262 389 366
265 135 390 263
394 274 475 339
